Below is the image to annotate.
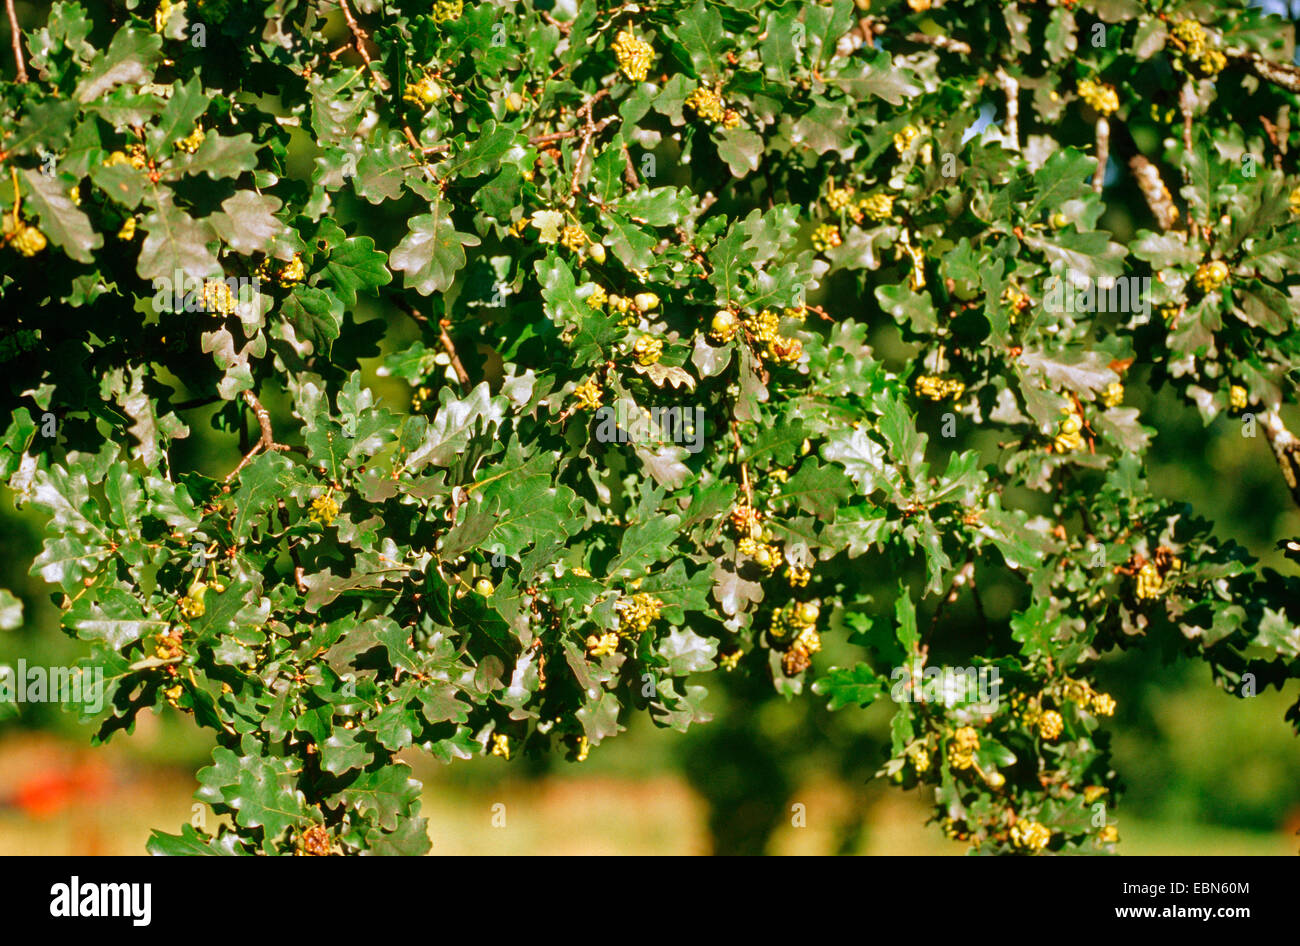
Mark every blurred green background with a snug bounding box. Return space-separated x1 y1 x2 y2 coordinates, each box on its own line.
3 0 1300 856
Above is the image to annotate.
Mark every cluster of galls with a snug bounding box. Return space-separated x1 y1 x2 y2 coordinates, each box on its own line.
616 591 664 635
825 182 896 225
811 223 841 254
731 504 803 586
572 376 603 411
309 492 340 526
1132 547 1182 601
1170 19 1227 78
1193 259 1229 293
685 85 741 127
612 29 654 82
770 601 821 676
913 374 965 402
1014 679 1116 739
632 334 663 366
586 591 665 657
175 126 205 155
737 535 781 573
711 306 805 365
1064 678 1117 718
178 579 220 620
251 254 306 291
1000 286 1030 328
583 283 656 327
201 280 238 316
297 823 334 856
1053 404 1086 453
411 384 434 412
430 0 464 24
1010 818 1051 852
1076 78 1119 116
947 725 981 770
2 215 46 257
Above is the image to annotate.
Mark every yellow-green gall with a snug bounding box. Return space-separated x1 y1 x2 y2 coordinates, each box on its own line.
632 334 663 366
811 223 841 254
1194 259 1229 293
1011 819 1051 851
612 30 654 82
310 493 340 525
1077 78 1119 116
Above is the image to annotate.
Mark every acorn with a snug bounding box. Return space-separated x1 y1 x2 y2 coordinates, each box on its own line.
586 242 606 265
474 577 495 596
634 291 660 311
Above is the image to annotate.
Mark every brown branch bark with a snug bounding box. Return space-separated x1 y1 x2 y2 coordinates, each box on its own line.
394 299 470 388
621 144 639 189
571 89 614 196
1260 115 1285 171
1240 51 1300 94
336 0 389 90
1260 410 1300 509
1108 119 1181 231
529 130 578 146
906 32 972 55
1093 117 1109 194
225 390 287 483
994 67 1019 151
730 421 753 507
6 0 26 83
1128 154 1180 231
438 319 471 387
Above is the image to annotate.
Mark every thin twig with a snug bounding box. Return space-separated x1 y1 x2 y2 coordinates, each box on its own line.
394 299 470 387
906 32 971 55
1178 80 1200 239
530 129 578 146
1260 410 1300 509
336 0 389 90
1260 115 1284 171
1092 117 1109 194
5 0 26 83
730 422 753 506
540 11 572 35
403 125 452 157
438 319 471 387
621 143 639 189
1178 80 1195 155
225 390 287 483
571 89 613 196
